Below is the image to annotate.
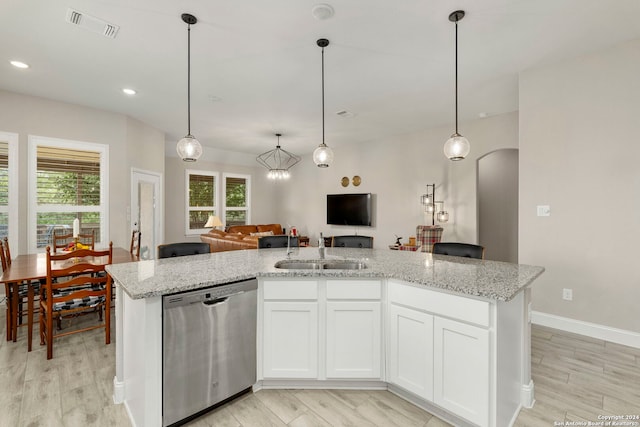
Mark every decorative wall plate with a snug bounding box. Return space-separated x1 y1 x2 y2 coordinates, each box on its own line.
341 176 349 187
352 175 361 186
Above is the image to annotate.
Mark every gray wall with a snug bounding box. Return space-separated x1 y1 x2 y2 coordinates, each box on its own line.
519 39 640 333
478 149 519 263
274 112 519 249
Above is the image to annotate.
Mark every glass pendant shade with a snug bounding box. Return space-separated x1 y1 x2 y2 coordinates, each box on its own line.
444 133 470 161
425 203 435 213
313 143 334 168
437 210 450 222
176 134 203 162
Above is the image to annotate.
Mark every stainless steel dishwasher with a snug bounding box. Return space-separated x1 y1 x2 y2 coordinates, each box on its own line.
162 278 257 427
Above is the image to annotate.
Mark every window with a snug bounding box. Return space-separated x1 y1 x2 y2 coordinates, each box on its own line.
223 173 250 226
0 132 18 252
186 169 219 234
28 136 109 252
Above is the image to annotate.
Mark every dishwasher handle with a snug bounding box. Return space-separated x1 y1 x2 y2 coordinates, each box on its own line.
202 290 245 307
203 297 228 306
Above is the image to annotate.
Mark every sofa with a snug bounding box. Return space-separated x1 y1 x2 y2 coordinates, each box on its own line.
200 223 284 252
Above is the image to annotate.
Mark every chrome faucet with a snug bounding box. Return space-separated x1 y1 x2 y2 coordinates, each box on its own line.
286 233 293 258
318 232 325 259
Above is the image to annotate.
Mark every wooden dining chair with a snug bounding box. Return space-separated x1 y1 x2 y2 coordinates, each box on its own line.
40 242 113 359
78 229 95 249
1 238 13 341
52 232 73 253
1 237 39 344
130 230 141 258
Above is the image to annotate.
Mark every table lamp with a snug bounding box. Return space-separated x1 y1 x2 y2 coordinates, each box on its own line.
204 215 223 230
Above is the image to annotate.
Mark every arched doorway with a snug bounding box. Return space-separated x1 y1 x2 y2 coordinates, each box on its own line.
477 149 518 263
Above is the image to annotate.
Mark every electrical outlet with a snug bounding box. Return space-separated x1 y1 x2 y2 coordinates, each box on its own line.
562 288 573 301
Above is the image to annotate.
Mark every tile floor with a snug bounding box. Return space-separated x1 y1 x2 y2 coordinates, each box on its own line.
0 306 639 427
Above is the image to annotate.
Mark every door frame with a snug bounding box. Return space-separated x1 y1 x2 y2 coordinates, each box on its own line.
131 168 163 259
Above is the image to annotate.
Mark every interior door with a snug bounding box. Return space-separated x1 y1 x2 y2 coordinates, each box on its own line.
131 169 162 260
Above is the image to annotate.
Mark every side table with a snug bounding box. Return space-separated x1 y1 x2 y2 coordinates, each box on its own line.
298 236 310 247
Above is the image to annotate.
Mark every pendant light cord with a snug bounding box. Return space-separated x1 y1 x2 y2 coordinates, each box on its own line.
321 46 325 146
454 19 458 135
187 23 192 136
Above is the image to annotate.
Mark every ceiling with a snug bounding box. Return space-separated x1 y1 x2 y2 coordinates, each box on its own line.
2 0 640 157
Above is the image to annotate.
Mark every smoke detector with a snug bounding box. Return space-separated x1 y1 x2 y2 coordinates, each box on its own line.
312 4 335 20
65 8 120 39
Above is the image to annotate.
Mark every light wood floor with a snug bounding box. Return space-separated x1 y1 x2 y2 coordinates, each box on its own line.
1 306 639 427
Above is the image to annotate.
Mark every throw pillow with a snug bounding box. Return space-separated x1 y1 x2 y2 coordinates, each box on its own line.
250 230 274 237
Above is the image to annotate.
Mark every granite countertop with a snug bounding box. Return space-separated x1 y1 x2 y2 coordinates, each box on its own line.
106 247 544 302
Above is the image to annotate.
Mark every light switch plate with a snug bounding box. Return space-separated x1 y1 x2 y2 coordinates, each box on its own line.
537 205 550 216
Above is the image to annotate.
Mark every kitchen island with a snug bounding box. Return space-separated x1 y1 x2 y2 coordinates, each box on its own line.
106 247 544 427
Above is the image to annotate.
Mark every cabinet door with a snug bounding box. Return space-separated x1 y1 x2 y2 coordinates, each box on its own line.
433 317 489 427
387 304 434 400
263 302 318 379
326 301 381 379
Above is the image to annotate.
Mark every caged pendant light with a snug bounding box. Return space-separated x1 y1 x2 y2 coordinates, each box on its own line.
443 10 470 161
176 13 203 162
256 133 302 180
313 38 334 168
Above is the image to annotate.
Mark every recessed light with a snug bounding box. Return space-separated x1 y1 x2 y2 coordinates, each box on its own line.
312 4 335 20
122 88 137 95
10 60 29 69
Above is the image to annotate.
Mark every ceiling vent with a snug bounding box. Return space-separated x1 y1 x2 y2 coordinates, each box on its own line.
65 8 120 39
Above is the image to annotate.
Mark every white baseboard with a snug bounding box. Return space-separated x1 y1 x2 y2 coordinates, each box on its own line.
520 380 535 408
532 311 640 349
112 375 125 404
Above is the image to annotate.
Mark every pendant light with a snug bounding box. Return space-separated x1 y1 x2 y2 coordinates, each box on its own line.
313 38 334 168
176 13 203 162
443 10 470 161
256 133 302 180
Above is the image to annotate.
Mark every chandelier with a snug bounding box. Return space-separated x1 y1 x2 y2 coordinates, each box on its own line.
256 133 301 180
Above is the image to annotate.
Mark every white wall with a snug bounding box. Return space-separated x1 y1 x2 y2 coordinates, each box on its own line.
519 39 640 333
164 153 280 244
0 90 165 253
277 111 519 248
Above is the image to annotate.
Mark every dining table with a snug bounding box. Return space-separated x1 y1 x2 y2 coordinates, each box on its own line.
0 246 138 351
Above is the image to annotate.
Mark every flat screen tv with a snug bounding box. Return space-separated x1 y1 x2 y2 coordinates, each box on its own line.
327 193 372 226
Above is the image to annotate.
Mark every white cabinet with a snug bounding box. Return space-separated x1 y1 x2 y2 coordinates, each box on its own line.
388 280 491 427
263 301 318 378
433 316 489 427
325 280 382 379
387 303 434 400
326 301 381 378
262 280 319 379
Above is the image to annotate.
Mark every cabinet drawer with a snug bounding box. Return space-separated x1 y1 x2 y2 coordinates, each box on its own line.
388 280 490 328
263 280 318 300
326 280 381 300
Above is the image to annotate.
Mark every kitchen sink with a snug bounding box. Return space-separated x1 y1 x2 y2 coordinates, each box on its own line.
321 260 367 270
274 260 367 270
273 260 323 270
